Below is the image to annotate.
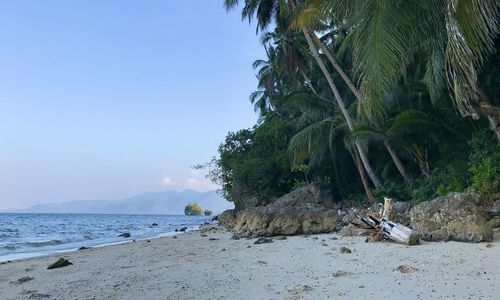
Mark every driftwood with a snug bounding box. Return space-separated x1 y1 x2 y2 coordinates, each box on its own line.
351 197 419 246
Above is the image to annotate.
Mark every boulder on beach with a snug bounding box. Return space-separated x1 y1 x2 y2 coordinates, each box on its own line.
226 185 340 238
47 258 73 269
410 191 493 242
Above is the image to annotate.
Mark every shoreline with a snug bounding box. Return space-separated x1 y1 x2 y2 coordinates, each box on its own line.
0 225 203 263
1 225 499 299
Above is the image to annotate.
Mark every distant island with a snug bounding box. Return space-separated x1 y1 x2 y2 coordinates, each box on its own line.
5 190 233 215
184 203 212 216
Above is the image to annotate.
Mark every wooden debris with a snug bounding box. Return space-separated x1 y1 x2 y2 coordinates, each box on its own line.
350 196 419 246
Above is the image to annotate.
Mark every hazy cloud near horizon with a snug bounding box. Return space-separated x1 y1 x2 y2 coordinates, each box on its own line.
0 1 262 210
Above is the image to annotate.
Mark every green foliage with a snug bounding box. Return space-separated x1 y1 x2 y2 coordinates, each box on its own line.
211 114 302 204
468 129 500 196
216 1 500 207
184 203 204 216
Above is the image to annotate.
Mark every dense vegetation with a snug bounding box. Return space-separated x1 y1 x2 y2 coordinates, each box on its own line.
209 0 500 205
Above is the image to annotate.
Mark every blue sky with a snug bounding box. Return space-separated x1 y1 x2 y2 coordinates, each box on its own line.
0 1 264 209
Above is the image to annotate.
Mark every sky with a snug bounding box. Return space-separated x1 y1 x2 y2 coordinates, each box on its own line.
0 1 264 210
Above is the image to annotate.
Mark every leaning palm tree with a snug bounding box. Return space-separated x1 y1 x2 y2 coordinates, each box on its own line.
224 0 383 187
298 0 500 140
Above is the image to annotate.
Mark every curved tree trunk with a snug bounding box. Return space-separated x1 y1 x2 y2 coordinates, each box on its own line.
351 147 376 203
302 27 382 188
384 141 410 182
310 31 411 181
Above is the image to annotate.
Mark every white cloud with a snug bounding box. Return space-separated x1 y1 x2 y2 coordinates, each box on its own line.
160 170 218 192
162 177 173 186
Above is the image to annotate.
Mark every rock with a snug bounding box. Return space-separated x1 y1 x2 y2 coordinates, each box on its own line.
179 227 188 232
230 182 262 211
151 223 159 227
394 265 418 273
339 246 352 254
172 236 178 239
203 221 210 225
490 199 500 214
275 236 287 240
339 224 371 237
229 185 340 238
28 293 50 299
387 201 412 226
254 237 273 244
488 216 500 228
78 247 91 250
410 191 493 242
14 276 34 284
47 258 73 269
209 238 220 241
218 209 238 229
331 271 351 277
211 215 219 221
118 233 131 238
175 229 179 232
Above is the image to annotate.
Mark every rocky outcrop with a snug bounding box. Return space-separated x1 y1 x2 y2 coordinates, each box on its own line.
410 191 493 242
218 209 238 229
386 201 412 226
230 182 262 211
224 185 339 238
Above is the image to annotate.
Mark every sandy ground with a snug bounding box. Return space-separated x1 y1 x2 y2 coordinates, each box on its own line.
0 226 499 300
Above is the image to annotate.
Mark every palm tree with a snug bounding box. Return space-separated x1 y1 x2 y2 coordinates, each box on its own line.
298 0 500 140
224 0 383 187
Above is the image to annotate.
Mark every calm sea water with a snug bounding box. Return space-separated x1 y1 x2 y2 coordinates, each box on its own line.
0 213 211 262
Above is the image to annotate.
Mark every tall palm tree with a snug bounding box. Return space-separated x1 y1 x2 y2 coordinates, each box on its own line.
298 0 500 140
224 0 383 187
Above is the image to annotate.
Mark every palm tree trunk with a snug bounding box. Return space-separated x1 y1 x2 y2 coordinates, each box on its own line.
384 140 410 182
351 147 376 203
309 32 361 100
310 31 411 181
301 71 318 95
302 27 383 188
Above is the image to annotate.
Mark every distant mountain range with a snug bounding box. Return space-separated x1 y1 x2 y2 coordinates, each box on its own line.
5 190 234 215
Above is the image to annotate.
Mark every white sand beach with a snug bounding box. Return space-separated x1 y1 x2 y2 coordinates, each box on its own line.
1 226 499 300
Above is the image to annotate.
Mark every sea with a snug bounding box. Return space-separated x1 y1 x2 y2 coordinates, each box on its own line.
0 213 212 262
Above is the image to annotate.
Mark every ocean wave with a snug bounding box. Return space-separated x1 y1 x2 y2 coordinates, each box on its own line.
25 240 65 248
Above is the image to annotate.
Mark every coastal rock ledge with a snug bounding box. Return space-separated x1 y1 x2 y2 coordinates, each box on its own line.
410 191 493 243
220 185 339 238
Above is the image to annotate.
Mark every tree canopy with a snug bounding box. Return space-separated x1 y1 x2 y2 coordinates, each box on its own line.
212 0 500 205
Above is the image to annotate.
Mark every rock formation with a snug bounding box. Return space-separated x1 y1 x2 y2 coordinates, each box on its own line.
221 185 339 238
410 191 493 242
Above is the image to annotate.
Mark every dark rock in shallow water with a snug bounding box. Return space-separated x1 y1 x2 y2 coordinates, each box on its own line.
254 237 273 244
118 233 131 238
78 247 91 250
211 215 219 221
47 258 73 269
151 223 159 227
179 227 188 232
410 191 493 242
175 229 179 232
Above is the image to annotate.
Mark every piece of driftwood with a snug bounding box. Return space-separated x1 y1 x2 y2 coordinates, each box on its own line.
350 197 419 246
